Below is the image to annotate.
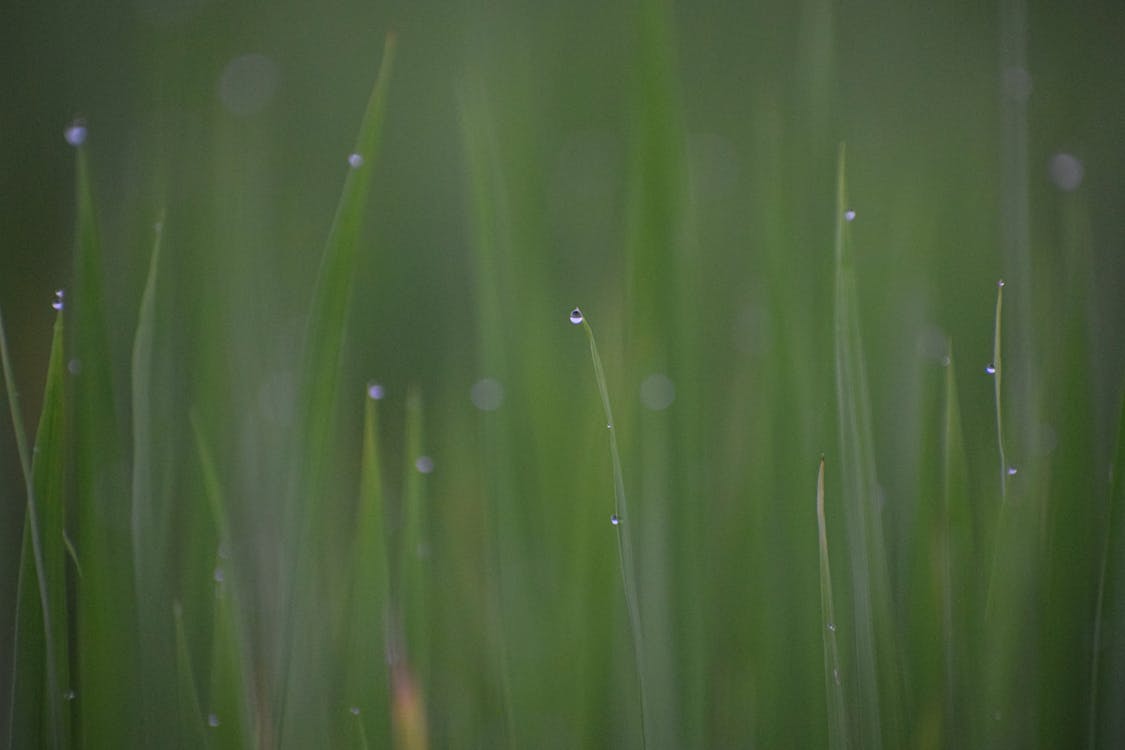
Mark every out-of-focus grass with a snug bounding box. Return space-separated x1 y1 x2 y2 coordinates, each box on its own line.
3 1 1125 748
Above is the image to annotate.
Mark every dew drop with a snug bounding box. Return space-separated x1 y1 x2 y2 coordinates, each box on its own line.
213 567 225 583
367 381 385 400
350 706 361 716
348 153 365 169
941 355 951 367
51 289 64 311
844 209 856 222
997 278 1006 288
569 307 584 325
64 120 87 147
610 513 620 526
827 622 836 632
208 713 220 728
415 456 434 474
64 689 76 701
1007 466 1018 476
985 364 996 375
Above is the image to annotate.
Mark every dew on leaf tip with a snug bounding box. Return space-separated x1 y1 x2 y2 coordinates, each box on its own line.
610 513 620 526
569 308 584 325
348 153 364 169
985 364 996 375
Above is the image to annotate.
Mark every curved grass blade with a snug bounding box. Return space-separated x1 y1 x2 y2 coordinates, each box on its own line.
572 307 650 749
276 33 396 743
832 144 901 749
4 307 68 749
816 456 848 750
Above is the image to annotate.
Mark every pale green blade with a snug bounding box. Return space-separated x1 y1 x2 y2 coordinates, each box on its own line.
816 457 849 750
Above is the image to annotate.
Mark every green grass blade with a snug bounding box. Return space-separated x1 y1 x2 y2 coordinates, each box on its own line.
1091 383 1125 747
5 307 68 749
572 307 650 749
173 602 209 748
816 457 848 750
344 386 391 746
398 386 430 679
131 216 176 741
832 144 901 749
991 281 1008 502
71 139 140 747
277 34 396 743
190 408 253 748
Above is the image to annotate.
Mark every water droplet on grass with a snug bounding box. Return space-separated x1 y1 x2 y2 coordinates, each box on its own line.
348 153 365 169
844 209 856 222
367 382 385 400
827 622 836 632
64 120 87 146
569 308 584 325
997 279 1006 288
64 689 76 701
350 706 361 716
208 713 220 727
985 364 996 375
213 567 224 583
610 514 620 525
1007 466 1018 476
415 456 434 474
51 289 64 311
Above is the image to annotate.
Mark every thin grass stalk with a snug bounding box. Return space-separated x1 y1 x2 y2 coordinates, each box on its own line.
816 456 848 750
572 307 650 749
0 306 63 749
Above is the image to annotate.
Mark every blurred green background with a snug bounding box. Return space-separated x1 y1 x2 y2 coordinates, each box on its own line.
3 0 1125 747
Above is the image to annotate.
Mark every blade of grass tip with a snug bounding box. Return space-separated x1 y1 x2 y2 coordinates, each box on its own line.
276 33 396 742
939 344 971 741
1088 384 1125 748
570 307 650 749
71 134 138 747
343 385 390 747
131 216 174 741
4 305 68 749
832 144 900 749
817 457 849 750
173 602 209 748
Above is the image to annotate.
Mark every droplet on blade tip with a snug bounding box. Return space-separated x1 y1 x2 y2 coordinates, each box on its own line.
569 308 583 325
51 289 64 311
208 714 220 727
64 120 87 147
844 209 856 222
415 456 434 474
350 706 361 716
985 364 996 375
348 153 364 168
610 513 620 525
367 382 385 400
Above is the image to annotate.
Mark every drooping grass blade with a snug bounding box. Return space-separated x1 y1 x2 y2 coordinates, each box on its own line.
572 307 650 749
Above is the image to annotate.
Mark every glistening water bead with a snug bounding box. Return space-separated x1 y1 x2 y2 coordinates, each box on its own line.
64 121 87 147
610 513 620 526
51 289 64 311
844 209 856 222
985 364 997 375
569 307 584 325
348 153 365 168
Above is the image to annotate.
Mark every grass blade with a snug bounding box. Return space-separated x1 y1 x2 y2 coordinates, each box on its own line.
832 144 901 749
277 33 396 743
71 138 140 747
816 456 848 750
173 602 209 748
343 386 391 747
397 387 430 682
571 307 650 749
4 306 68 749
